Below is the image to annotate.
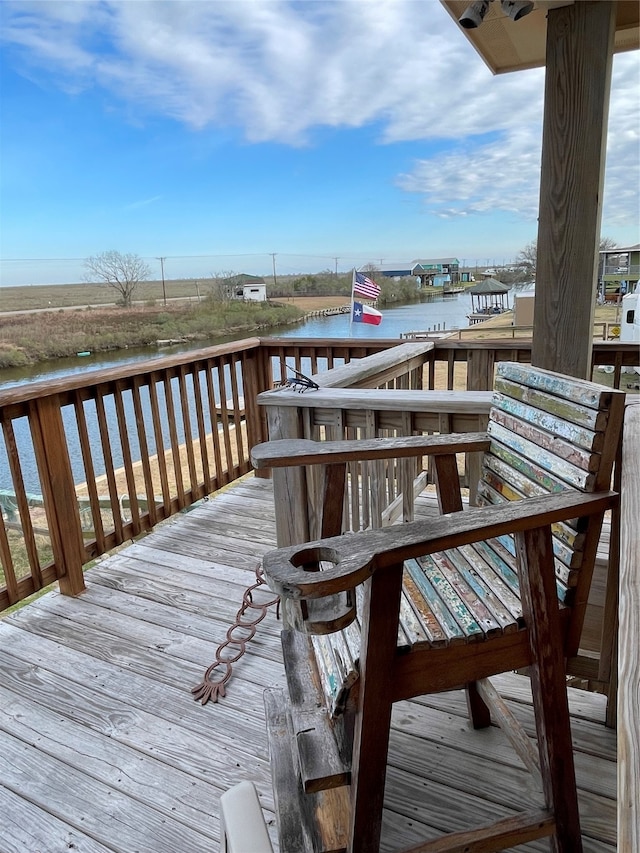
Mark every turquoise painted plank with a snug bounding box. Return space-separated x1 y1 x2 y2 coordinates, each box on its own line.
411 555 484 640
492 395 601 453
488 421 594 490
496 363 611 409
404 558 466 642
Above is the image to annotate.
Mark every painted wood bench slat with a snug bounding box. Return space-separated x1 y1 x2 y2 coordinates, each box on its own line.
420 551 504 639
404 558 469 643
490 401 603 457
487 425 595 491
495 362 613 409
490 406 600 471
481 462 585 548
493 377 610 431
442 547 521 631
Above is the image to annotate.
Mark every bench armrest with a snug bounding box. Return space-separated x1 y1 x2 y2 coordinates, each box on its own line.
251 434 490 470
262 490 617 599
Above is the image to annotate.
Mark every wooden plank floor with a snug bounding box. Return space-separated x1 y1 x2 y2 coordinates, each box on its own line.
0 476 616 852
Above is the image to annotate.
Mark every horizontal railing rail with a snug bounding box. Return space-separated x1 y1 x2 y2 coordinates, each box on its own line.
1 334 635 611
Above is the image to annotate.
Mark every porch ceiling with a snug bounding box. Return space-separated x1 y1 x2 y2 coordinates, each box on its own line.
440 0 640 74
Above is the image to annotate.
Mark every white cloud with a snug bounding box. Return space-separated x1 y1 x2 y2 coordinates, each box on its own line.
1 0 638 233
124 195 162 211
396 52 639 234
397 124 544 220
0 0 545 140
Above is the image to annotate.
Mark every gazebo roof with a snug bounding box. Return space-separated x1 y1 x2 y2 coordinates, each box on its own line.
468 278 510 294
440 0 639 74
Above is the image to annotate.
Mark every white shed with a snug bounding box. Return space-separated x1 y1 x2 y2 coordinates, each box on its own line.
225 274 268 302
240 283 267 302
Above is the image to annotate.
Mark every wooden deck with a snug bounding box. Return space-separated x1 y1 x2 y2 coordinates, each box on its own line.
0 476 616 852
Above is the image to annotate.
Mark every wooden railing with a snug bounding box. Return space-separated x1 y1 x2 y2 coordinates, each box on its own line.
0 335 636 611
0 340 267 610
256 343 493 547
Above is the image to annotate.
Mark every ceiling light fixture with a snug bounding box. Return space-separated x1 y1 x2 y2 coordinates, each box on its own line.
500 0 535 21
458 0 492 29
458 0 534 29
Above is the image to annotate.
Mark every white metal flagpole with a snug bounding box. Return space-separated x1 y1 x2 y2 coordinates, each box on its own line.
350 267 356 328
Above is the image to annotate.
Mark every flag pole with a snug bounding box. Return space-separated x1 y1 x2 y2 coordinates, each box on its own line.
349 267 356 330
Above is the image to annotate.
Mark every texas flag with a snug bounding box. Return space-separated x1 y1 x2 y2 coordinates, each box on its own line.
352 301 383 326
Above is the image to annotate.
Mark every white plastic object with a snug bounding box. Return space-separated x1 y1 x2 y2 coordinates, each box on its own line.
219 780 274 853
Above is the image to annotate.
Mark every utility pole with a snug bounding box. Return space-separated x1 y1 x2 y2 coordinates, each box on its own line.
156 257 167 307
333 257 339 277
271 253 278 289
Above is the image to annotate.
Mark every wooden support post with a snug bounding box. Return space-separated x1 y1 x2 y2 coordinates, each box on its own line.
533 1 615 379
618 401 640 852
30 397 86 596
466 348 495 391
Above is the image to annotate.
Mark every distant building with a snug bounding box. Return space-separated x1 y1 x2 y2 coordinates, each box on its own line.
359 258 460 287
223 274 267 302
598 244 639 302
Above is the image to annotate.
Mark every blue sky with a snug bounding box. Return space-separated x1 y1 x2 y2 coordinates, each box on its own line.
1 0 638 287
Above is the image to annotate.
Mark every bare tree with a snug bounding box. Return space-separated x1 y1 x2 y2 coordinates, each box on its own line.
515 240 537 279
84 250 151 308
208 270 239 302
517 237 618 281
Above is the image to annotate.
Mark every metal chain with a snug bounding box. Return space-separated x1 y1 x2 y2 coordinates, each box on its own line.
191 563 280 705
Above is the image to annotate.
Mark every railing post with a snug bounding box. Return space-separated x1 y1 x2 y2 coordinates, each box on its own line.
466 347 495 391
245 345 272 478
264 403 309 547
30 397 86 596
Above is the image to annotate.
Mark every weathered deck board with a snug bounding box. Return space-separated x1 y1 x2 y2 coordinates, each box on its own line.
0 476 616 852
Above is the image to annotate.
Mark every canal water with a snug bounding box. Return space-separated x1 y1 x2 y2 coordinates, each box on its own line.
0 291 474 391
0 292 477 494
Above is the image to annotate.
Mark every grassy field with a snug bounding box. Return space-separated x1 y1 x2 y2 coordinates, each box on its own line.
0 277 353 313
0 278 224 312
0 298 305 367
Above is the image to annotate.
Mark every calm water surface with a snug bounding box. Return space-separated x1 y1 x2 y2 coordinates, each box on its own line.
0 292 479 492
0 292 474 390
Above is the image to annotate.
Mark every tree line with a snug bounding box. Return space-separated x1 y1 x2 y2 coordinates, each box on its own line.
85 239 622 308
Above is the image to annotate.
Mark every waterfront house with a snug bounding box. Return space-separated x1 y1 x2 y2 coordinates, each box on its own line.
359 259 461 288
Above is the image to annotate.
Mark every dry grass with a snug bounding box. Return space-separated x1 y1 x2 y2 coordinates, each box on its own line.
280 295 350 311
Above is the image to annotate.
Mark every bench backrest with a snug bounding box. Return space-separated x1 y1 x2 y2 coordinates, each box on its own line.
478 362 624 643
307 363 625 717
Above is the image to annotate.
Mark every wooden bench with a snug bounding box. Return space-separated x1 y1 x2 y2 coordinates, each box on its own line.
252 362 625 853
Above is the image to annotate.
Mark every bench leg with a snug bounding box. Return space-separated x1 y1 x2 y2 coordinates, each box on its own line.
517 526 582 852
348 563 404 853
466 680 492 729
